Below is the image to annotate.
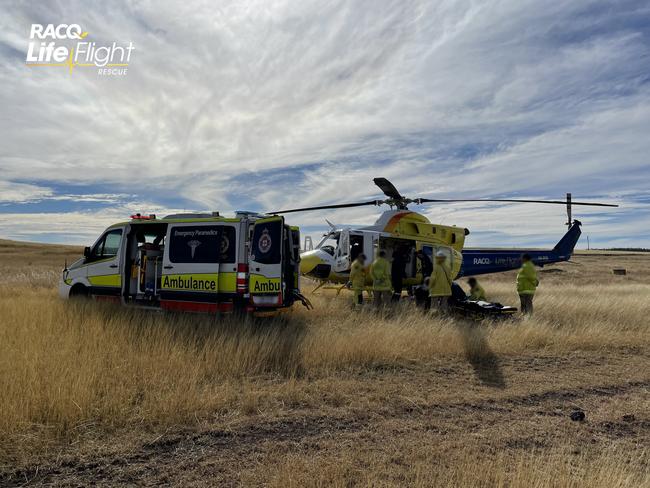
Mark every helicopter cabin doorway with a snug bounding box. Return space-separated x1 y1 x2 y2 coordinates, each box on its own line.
377 237 418 282
350 233 364 261
332 230 369 273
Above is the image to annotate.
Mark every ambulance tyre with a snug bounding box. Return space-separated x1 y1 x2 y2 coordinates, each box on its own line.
69 284 89 299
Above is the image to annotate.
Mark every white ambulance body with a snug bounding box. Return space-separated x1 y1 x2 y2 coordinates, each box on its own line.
59 212 304 314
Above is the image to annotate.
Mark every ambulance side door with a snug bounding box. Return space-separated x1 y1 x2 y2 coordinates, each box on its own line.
85 226 125 297
160 223 222 309
217 224 238 297
249 216 284 307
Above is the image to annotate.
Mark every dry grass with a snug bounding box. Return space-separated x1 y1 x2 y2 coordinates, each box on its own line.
265 445 649 488
0 239 648 486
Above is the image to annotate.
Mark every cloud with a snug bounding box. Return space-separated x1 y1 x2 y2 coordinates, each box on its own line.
0 201 190 243
51 193 133 203
0 181 52 203
0 0 649 246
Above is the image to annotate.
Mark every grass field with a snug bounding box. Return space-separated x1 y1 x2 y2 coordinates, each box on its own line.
0 240 648 486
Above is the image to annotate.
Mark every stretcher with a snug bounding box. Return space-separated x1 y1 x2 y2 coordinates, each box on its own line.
450 298 517 320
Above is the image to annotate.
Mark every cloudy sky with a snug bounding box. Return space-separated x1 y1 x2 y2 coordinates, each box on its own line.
1 0 649 248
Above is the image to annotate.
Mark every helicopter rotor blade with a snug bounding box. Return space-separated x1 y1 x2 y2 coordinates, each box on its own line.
373 177 403 200
415 198 618 207
270 200 383 214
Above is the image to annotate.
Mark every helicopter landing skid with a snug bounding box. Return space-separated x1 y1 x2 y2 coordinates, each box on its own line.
310 282 349 296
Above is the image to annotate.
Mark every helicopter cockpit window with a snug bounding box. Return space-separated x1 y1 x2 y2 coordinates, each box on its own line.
316 232 339 257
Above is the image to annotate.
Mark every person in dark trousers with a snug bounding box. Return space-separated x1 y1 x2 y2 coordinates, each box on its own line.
391 246 407 302
348 253 367 308
517 253 538 316
415 249 433 280
429 251 453 313
413 277 431 310
371 250 392 309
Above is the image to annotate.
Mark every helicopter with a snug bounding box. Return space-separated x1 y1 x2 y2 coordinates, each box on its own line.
270 178 618 291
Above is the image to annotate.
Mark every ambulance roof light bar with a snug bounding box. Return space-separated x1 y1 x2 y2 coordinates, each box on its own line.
130 213 156 220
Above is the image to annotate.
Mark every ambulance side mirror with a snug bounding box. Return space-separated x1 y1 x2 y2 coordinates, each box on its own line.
83 246 91 258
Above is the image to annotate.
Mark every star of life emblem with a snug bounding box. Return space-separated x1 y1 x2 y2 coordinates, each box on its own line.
188 239 201 259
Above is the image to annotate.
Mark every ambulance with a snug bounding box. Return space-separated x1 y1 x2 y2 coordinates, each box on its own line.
59 212 309 314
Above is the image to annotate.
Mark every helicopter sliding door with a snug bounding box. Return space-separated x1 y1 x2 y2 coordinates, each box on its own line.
333 229 350 273
249 216 284 307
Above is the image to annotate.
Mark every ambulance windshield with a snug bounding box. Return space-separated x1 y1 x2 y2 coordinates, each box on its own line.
316 231 339 256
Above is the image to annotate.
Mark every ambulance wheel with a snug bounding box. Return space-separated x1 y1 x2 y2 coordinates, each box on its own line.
69 284 89 299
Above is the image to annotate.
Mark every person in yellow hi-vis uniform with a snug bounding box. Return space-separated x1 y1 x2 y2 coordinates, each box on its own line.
467 277 486 301
370 250 392 309
348 253 367 307
429 251 452 313
517 253 538 315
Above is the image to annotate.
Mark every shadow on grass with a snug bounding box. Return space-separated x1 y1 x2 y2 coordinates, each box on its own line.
75 300 310 378
459 323 506 388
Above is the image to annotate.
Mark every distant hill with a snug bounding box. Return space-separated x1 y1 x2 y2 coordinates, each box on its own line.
0 239 82 268
0 239 83 254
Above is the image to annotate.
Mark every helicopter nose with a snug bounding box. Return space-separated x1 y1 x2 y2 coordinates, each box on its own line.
299 252 324 275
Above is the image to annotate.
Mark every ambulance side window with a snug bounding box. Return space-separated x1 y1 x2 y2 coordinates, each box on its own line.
103 231 122 256
89 229 122 261
169 225 222 264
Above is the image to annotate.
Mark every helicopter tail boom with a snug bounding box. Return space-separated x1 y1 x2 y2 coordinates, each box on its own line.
458 221 582 278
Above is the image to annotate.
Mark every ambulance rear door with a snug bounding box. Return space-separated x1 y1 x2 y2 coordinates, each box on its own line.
160 223 222 312
249 216 284 307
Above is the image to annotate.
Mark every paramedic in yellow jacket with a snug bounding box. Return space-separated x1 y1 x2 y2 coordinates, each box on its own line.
467 277 486 301
348 253 368 307
370 250 392 309
429 251 452 313
516 253 539 315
